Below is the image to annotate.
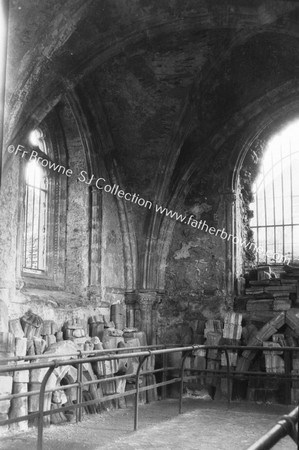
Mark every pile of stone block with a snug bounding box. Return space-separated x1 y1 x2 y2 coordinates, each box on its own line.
0 301 158 434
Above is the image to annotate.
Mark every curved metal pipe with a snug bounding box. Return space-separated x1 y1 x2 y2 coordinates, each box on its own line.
37 363 57 450
134 353 151 431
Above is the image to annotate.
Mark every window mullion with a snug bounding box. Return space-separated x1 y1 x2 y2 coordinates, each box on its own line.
271 147 276 260
24 185 29 267
280 141 285 259
23 157 48 273
290 140 294 262
37 183 42 270
255 185 259 264
263 163 267 264
31 186 36 269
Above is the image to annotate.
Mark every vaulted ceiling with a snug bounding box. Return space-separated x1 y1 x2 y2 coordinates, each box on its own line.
5 1 299 292
6 1 299 192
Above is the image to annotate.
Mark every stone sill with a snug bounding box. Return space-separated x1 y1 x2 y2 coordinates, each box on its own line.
16 288 89 309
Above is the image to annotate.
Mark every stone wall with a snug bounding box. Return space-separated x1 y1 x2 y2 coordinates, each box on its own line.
0 101 127 327
0 158 21 306
101 188 126 304
62 105 90 296
157 181 229 344
4 0 299 345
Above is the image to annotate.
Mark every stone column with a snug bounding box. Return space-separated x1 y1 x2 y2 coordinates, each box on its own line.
222 190 237 299
125 290 162 344
137 291 159 345
124 291 138 328
88 186 102 301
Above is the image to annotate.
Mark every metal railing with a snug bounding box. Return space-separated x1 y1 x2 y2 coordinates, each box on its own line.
1 344 299 450
247 406 299 450
0 343 187 450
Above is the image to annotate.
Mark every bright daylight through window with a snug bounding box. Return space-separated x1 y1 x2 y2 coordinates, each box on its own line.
23 129 48 273
250 120 299 265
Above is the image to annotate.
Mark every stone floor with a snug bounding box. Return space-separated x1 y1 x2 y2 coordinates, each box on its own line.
0 399 296 450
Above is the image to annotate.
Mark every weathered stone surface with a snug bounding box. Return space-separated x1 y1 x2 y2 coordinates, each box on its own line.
44 340 78 358
2 0 299 365
9 319 24 338
0 376 13 395
9 382 28 432
0 300 8 333
15 337 27 357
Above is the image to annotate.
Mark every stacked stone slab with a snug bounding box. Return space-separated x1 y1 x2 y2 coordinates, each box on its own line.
10 336 29 431
8 318 24 338
40 320 58 349
81 362 104 412
125 331 157 403
205 321 222 390
88 315 105 341
235 274 297 316
0 303 165 432
20 310 43 339
62 319 88 349
93 356 118 396
17 311 46 358
102 328 124 350
50 389 68 424
111 304 126 330
263 342 285 373
0 375 13 433
222 313 242 340
218 313 242 398
233 266 299 395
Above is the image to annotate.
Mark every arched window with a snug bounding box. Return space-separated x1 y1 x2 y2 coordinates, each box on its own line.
250 120 299 265
23 129 48 273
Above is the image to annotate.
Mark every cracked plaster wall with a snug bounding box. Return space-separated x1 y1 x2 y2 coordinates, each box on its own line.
158 195 228 344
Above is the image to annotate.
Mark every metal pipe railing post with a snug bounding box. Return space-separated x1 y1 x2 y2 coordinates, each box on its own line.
179 350 190 415
285 349 292 405
77 358 83 422
134 354 150 431
37 364 56 450
224 348 231 407
162 352 167 400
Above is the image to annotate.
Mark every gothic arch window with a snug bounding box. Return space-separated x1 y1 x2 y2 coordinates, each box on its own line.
23 129 48 273
17 117 68 290
250 120 299 265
